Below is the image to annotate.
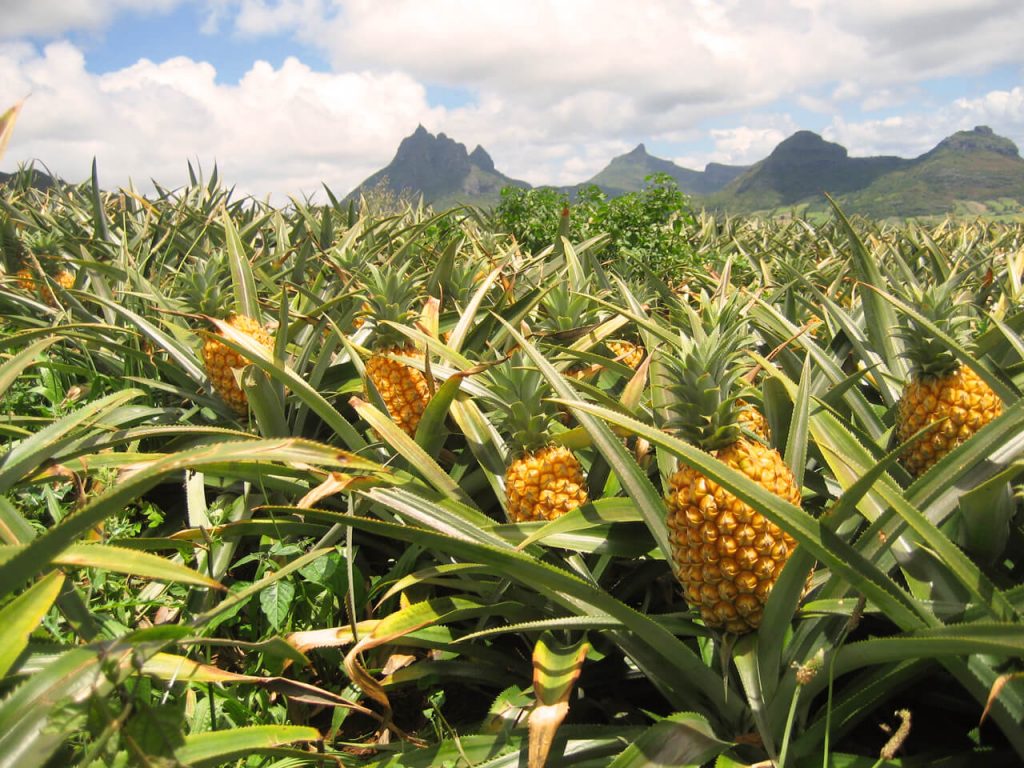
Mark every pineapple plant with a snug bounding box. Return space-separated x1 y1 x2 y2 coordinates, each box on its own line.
201 315 274 414
659 297 800 634
536 279 606 380
359 264 432 437
487 354 589 522
1 220 42 296
895 280 1003 477
181 258 274 414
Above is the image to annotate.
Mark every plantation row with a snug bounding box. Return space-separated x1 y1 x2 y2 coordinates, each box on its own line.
1 170 1024 767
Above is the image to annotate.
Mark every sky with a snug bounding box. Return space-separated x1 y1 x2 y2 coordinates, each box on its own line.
1 0 1023 201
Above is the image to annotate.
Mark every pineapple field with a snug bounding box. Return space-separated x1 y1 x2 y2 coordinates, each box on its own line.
2 161 1024 768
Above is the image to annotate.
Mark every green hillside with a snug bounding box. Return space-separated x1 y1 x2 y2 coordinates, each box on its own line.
838 127 1024 218
703 131 908 213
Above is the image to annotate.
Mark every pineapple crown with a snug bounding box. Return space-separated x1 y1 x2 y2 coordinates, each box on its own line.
429 251 487 306
359 263 425 348
536 278 603 335
485 353 559 453
176 255 232 319
23 229 63 256
896 277 975 378
658 292 755 451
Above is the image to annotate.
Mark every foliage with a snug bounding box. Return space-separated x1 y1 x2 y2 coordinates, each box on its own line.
0 165 1023 768
495 173 697 281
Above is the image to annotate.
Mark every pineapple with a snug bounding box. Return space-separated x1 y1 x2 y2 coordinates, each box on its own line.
39 268 75 307
607 339 645 369
738 400 770 443
895 281 1002 477
54 268 74 290
660 297 800 634
201 314 274 414
181 259 274 414
487 355 588 522
359 265 431 437
15 267 35 293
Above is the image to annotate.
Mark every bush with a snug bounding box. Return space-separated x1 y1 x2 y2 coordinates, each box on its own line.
494 173 698 282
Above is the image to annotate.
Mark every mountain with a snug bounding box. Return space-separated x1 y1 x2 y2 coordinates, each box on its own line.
584 143 747 197
350 125 1024 219
706 126 1024 217
345 128 748 208
0 167 58 191
704 131 908 212
344 125 529 208
838 126 1024 218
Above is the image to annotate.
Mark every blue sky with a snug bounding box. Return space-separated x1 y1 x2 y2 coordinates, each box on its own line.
2 1 1022 199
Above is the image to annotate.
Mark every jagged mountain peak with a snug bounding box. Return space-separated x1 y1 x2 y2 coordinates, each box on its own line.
345 125 527 207
341 124 1024 217
710 125 1024 217
469 145 495 172
585 142 747 196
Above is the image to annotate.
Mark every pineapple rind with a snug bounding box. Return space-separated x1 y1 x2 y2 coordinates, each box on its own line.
365 346 431 437
608 340 645 369
505 444 588 523
896 364 1002 477
738 401 770 443
666 438 800 634
201 315 273 414
15 267 35 293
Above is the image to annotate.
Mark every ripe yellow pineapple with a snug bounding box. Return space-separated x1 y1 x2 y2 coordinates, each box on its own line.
487 354 588 522
660 297 800 634
201 314 274 414
364 347 431 436
359 265 431 437
181 258 275 414
38 268 75 307
607 339 645 369
15 267 35 293
895 281 1002 476
54 269 75 291
738 399 770 442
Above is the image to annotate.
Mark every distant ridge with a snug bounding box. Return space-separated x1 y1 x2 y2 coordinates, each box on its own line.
0 167 58 191
707 126 1024 217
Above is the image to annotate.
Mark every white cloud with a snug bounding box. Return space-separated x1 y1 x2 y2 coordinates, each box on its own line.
231 0 328 37
283 1 853 112
209 0 1024 107
826 87 1024 158
684 115 802 167
0 0 182 38
0 42 442 199
953 87 1024 131
2 2 1024 196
